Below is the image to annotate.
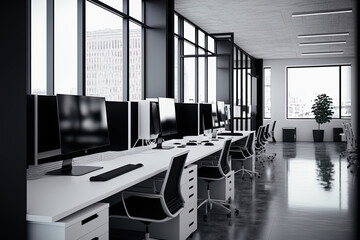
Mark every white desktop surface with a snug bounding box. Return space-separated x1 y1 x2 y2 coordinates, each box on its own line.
27 134 247 223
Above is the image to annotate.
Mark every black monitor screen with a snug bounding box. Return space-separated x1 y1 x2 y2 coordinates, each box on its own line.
150 102 160 135
211 103 219 128
158 98 177 136
57 94 110 154
106 101 128 151
217 101 227 122
200 103 213 131
38 95 61 158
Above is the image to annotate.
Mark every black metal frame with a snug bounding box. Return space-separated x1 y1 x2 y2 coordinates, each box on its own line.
286 64 351 120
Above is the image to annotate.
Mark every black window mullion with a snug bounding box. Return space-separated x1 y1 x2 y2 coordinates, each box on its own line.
123 0 129 101
47 0 54 95
195 28 198 103
339 66 342 118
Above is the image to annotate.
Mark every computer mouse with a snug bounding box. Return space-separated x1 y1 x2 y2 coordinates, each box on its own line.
204 142 214 146
186 142 197 146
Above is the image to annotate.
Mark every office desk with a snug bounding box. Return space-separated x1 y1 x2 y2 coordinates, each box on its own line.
27 133 248 224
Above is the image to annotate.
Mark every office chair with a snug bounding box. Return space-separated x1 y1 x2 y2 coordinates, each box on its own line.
271 120 277 142
230 132 259 179
197 139 239 220
255 125 276 165
109 151 189 240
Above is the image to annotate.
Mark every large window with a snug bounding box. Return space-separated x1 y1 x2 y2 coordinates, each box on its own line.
86 1 123 101
287 65 351 119
129 22 142 101
264 67 271 119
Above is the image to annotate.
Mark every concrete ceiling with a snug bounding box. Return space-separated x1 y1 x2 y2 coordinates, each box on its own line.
175 0 356 59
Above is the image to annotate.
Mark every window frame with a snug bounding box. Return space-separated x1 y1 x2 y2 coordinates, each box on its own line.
286 64 351 119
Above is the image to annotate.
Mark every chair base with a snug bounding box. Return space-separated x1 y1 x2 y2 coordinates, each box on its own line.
235 165 260 179
197 185 239 220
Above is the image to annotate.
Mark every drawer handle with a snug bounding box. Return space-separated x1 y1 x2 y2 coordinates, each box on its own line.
189 221 194 227
189 185 194 190
91 238 99 240
227 175 231 178
189 177 194 182
189 208 194 213
229 181 232 184
229 188 232 191
189 193 194 198
189 170 194 174
81 214 98 225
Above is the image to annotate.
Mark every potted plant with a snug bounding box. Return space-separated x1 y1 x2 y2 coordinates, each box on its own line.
311 94 334 142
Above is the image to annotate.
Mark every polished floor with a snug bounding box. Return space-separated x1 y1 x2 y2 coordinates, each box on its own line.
110 142 358 240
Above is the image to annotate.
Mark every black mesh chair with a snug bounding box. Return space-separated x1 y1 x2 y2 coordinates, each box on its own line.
197 139 239 220
271 121 277 142
109 151 189 240
230 132 259 179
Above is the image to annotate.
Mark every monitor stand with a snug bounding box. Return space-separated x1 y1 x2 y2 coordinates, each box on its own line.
46 159 103 176
153 134 174 150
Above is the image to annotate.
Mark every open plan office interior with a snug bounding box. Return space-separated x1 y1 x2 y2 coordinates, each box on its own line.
0 0 358 239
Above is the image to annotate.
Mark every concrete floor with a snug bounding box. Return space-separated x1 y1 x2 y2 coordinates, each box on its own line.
110 142 358 240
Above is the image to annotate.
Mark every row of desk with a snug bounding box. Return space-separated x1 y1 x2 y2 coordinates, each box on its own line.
27 131 253 239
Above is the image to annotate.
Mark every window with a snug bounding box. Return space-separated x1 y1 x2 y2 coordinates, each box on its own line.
198 57 205 102
184 58 195 102
129 22 142 100
129 0 142 21
184 21 195 42
264 67 271 119
341 66 351 118
31 0 47 95
198 30 205 49
208 36 215 53
85 1 123 101
287 65 351 119
54 0 78 95
208 56 216 103
174 36 179 102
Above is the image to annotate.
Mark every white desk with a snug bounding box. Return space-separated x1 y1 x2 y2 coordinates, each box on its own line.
27 133 248 223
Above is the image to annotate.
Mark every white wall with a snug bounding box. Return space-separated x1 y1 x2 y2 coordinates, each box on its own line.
263 57 356 142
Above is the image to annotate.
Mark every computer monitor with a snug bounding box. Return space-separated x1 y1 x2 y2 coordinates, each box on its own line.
150 102 160 135
175 103 199 138
211 103 219 129
106 101 128 151
46 94 110 176
200 103 213 134
217 101 227 122
154 97 177 149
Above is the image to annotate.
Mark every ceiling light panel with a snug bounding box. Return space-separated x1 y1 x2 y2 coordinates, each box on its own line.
292 8 352 17
301 51 344 56
299 41 346 46
298 32 350 38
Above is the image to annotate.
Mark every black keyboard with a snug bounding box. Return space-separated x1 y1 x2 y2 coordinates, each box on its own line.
89 163 143 181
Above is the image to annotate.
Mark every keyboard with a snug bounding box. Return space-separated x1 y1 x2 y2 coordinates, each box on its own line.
89 163 144 182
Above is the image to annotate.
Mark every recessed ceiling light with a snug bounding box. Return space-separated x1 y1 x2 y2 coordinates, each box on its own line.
298 32 350 38
299 41 346 46
301 51 344 56
292 8 352 17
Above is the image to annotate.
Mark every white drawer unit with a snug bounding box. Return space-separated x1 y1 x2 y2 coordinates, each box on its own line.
198 170 234 202
28 203 109 240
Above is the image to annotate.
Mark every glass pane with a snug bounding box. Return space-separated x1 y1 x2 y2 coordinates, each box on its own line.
287 66 339 118
341 66 351 117
174 14 178 35
198 30 205 48
198 57 205 102
174 37 179 102
208 36 215 53
54 0 78 95
86 1 123 101
184 41 195 55
184 58 195 102
129 0 142 21
31 0 47 95
198 48 205 55
129 22 142 101
184 21 195 42
264 68 271 119
208 56 216 103
100 0 122 12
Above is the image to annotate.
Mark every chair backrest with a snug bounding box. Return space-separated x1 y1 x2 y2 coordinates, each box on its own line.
265 123 270 138
246 132 255 155
218 139 232 176
257 126 265 146
271 121 277 133
161 151 189 215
